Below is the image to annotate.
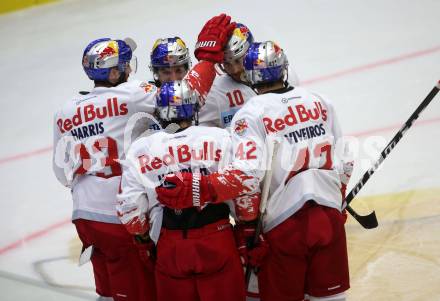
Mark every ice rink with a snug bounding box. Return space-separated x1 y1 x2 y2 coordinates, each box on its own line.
0 0 439 300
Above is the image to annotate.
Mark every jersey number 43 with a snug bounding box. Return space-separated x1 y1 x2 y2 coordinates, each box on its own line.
74 137 122 178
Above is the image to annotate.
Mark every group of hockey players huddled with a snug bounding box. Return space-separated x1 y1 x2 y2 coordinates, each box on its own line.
53 13 353 301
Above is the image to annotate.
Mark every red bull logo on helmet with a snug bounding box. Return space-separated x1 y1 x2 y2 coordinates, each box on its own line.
98 41 119 60
171 95 182 104
176 38 187 49
254 58 267 69
152 39 162 51
255 58 264 65
273 42 282 54
239 26 249 35
232 26 250 43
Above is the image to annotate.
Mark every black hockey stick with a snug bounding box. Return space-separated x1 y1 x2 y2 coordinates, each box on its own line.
343 81 440 229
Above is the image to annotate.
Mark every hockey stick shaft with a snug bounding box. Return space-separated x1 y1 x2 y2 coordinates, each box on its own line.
245 140 280 285
344 81 440 209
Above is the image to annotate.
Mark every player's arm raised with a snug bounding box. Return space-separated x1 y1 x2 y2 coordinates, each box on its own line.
184 14 236 102
129 13 235 119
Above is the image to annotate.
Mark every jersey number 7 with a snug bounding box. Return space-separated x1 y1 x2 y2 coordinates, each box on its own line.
285 141 333 184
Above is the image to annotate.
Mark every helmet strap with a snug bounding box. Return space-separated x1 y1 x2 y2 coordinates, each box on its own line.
194 109 199 126
283 67 289 87
152 69 162 87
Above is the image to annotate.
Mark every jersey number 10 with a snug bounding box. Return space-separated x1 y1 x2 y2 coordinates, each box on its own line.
226 90 244 107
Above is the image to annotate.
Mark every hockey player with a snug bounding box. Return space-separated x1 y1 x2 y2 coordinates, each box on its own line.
198 23 256 128
113 15 244 300
149 36 191 86
197 23 267 301
198 23 300 129
53 13 235 300
148 36 191 131
155 41 351 301
53 37 157 301
117 80 256 301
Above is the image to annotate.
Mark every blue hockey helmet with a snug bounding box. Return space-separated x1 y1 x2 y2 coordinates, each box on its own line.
149 37 191 69
243 41 288 86
156 81 200 123
224 23 254 62
82 38 137 81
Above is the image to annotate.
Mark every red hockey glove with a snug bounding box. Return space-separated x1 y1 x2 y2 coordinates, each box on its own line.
155 169 257 210
194 13 236 63
208 169 257 201
117 193 150 235
234 193 261 222
234 223 269 269
185 60 216 104
155 172 214 210
133 233 155 270
120 214 150 235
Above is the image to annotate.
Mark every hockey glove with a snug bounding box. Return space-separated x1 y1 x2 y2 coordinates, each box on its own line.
133 233 156 270
184 60 217 104
116 194 150 236
155 170 258 210
234 223 269 269
234 193 261 222
155 172 214 210
194 13 236 63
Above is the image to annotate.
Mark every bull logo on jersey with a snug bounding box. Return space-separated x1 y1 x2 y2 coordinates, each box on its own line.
140 82 155 94
234 118 248 136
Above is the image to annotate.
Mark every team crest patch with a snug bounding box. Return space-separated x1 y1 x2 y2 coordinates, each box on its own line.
140 82 155 93
234 118 248 136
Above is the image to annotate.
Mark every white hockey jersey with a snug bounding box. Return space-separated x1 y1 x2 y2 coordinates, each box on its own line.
117 126 234 243
198 72 256 128
53 80 158 223
229 86 344 232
